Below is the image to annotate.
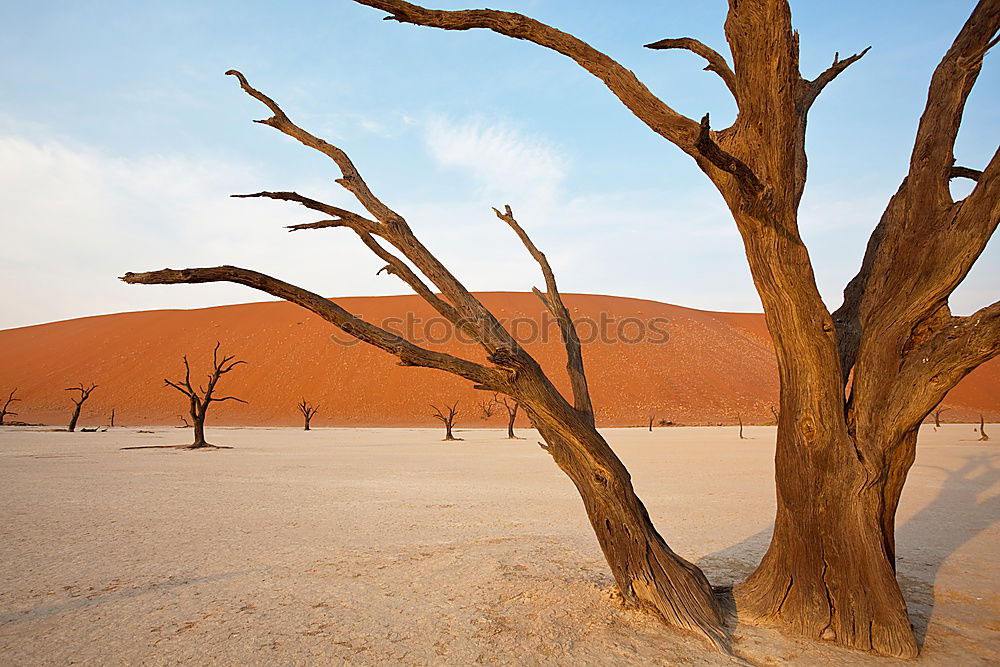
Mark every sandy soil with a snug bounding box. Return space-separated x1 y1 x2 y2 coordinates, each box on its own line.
0 425 996 665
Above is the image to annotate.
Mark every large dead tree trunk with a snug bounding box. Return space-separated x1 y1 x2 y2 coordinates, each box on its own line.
121 71 727 649
0 388 19 426
343 0 999 658
65 383 97 432
163 343 247 449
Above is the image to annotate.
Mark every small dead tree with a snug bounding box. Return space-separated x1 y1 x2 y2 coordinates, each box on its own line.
980 414 990 441
737 414 745 439
164 343 247 449
298 399 320 430
109 408 116 428
178 414 190 428
769 405 779 424
648 415 655 432
65 383 97 432
121 69 729 650
932 406 950 428
431 402 461 441
1 389 20 426
482 392 520 439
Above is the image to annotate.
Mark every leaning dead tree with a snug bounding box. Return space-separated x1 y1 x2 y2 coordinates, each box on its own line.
431 402 461 441
164 343 247 449
298 399 320 430
932 405 950 428
123 70 727 649
342 0 1000 657
980 415 990 441
65 383 97 432
737 414 745 440
482 392 520 439
0 389 19 426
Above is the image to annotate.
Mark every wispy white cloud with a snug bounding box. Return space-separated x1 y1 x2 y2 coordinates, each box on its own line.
423 115 568 204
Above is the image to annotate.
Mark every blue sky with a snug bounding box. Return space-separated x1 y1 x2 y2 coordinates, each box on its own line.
1 0 996 329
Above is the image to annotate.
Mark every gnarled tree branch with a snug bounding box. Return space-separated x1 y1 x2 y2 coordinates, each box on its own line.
494 204 594 423
644 37 738 100
121 266 502 390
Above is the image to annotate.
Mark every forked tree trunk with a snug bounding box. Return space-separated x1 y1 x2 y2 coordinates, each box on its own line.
507 407 517 439
736 424 917 656
191 410 209 448
443 421 456 441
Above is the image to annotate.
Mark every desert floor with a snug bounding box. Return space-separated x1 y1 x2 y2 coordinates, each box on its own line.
0 425 996 666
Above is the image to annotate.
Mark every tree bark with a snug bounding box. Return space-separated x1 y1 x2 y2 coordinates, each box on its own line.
67 404 82 433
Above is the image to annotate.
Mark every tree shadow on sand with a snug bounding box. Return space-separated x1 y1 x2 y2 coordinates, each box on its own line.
894 449 999 648
694 447 999 650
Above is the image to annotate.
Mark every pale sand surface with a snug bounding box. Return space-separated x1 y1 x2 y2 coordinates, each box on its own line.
0 425 996 665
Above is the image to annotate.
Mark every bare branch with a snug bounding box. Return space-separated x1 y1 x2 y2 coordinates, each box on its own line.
801 46 871 111
351 0 702 154
227 70 404 225
494 204 593 422
644 37 738 100
233 191 379 232
695 114 764 195
209 395 249 404
950 165 983 181
121 266 503 389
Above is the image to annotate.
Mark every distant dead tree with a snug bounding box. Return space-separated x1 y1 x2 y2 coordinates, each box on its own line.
932 406 950 428
1 388 20 425
737 414 745 440
178 414 190 428
298 399 320 430
65 383 97 432
481 392 520 439
431 402 461 441
769 405 779 424
164 343 247 449
109 408 116 428
648 415 655 432
980 415 990 442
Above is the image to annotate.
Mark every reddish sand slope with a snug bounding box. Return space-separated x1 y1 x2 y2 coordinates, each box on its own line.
0 293 996 428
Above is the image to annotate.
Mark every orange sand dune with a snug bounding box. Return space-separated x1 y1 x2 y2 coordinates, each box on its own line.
0 293 996 428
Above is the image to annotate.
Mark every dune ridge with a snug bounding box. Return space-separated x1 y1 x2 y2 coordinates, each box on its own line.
0 292 996 428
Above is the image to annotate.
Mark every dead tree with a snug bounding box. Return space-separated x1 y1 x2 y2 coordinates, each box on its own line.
122 71 727 650
164 343 247 449
648 415 655 432
482 392 520 439
932 406 950 428
431 402 461 441
0 389 19 426
980 415 990 441
769 405 779 425
109 408 116 428
178 414 190 428
65 383 97 432
737 414 745 440
298 399 320 430
341 0 1000 657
